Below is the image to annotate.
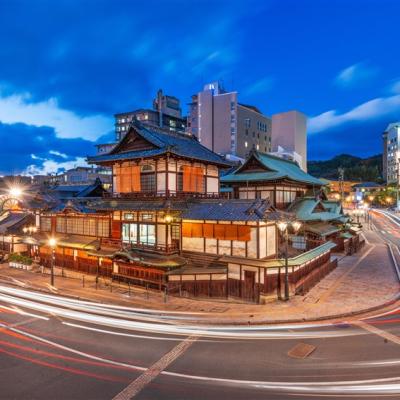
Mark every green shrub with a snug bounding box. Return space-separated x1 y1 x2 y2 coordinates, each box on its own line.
9 253 33 265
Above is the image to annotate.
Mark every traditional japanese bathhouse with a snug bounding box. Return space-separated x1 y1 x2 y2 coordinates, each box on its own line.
32 122 337 302
220 150 324 209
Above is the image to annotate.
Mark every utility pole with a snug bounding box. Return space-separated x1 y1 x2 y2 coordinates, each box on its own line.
338 167 344 207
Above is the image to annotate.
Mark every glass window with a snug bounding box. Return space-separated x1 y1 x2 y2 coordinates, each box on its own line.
40 217 51 232
122 224 129 243
139 224 156 245
124 213 135 220
140 173 156 192
140 213 154 222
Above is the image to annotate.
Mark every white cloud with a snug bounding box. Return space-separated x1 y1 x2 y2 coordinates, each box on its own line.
0 91 112 141
49 150 68 159
308 94 400 133
24 156 88 176
244 77 274 96
335 62 377 87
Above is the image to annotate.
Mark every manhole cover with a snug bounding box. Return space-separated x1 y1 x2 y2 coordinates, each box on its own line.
288 343 316 359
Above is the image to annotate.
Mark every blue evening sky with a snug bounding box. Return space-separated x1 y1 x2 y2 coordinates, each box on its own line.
0 0 399 175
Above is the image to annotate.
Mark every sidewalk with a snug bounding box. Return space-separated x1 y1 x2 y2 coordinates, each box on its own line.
0 228 399 325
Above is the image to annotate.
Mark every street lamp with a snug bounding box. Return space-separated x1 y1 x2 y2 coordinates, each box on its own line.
9 187 23 198
277 219 302 301
48 237 57 287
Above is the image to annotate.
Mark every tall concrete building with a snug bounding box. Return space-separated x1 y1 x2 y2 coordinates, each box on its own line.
115 89 186 141
186 82 272 158
383 122 400 184
271 111 307 171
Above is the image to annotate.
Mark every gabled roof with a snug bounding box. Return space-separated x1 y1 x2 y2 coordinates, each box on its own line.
287 197 344 222
87 122 231 167
47 179 106 200
221 151 324 186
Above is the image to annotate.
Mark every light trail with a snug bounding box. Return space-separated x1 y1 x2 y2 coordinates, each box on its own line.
0 290 367 339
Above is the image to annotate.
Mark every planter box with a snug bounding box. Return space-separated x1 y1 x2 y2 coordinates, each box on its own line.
9 262 33 271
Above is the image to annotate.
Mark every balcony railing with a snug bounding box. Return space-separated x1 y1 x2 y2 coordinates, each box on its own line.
130 241 180 254
104 190 227 200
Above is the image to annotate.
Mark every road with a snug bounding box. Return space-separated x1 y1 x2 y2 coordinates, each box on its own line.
0 212 399 399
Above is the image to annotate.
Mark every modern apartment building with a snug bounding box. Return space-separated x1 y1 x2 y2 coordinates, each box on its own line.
186 82 272 158
383 122 400 183
271 111 307 171
115 89 186 141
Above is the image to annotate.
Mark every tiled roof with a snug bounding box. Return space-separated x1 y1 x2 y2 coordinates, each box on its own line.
305 222 340 237
88 122 232 167
220 241 336 268
182 199 280 221
287 197 344 222
86 198 281 222
0 212 33 234
221 151 324 186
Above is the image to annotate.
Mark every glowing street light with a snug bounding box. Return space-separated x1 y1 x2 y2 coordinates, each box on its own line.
9 187 23 198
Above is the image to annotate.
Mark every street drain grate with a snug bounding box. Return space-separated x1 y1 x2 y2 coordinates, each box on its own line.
288 343 316 359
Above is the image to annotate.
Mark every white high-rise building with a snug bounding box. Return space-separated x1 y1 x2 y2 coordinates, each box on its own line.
384 122 400 184
271 111 307 171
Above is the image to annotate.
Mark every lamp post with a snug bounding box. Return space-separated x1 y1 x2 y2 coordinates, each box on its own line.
48 237 57 287
277 220 302 301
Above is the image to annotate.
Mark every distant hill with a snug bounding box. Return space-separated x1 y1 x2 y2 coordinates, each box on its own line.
307 154 383 182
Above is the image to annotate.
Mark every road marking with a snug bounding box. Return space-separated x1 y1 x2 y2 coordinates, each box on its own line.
112 335 198 400
353 320 400 346
317 245 374 303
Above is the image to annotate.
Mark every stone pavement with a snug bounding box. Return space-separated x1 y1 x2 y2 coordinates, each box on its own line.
0 228 399 325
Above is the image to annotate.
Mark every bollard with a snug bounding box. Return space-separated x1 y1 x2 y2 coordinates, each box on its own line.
110 281 112 292
164 287 168 303
82 275 85 288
